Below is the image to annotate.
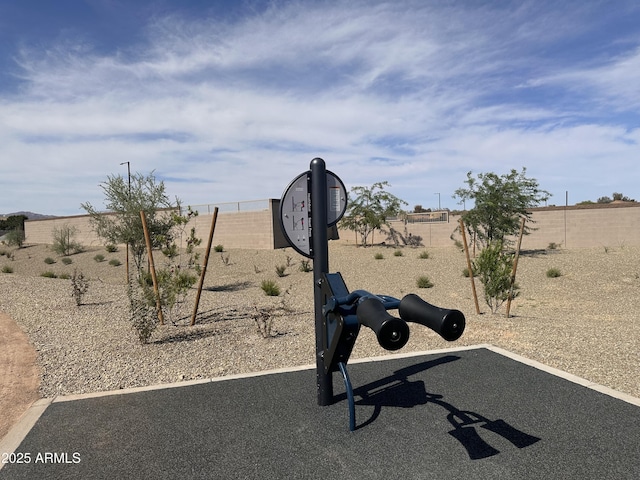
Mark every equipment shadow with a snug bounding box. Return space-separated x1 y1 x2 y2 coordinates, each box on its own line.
335 356 540 459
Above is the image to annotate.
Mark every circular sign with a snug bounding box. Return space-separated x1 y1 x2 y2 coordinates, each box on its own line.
280 170 348 258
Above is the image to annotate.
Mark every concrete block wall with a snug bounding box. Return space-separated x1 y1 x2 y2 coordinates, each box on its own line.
335 203 640 249
24 200 286 250
24 202 640 250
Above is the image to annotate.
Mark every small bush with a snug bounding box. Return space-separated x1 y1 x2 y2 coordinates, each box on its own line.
1 265 13 273
109 259 122 267
59 273 70 280
94 254 105 263
547 242 560 250
394 250 403 257
220 253 231 266
51 224 83 255
374 253 384 260
71 269 89 306
261 279 280 296
105 244 118 253
41 271 58 278
44 257 56 264
61 257 73 265
299 260 312 272
214 244 224 252
275 264 287 277
462 266 477 278
474 241 519 313
416 276 434 288
128 286 158 344
5 229 24 248
546 268 562 278
418 250 429 259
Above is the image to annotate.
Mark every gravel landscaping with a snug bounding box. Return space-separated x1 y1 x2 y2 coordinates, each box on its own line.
1 242 638 399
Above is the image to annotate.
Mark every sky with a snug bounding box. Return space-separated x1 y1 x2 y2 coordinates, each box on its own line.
1 0 639 216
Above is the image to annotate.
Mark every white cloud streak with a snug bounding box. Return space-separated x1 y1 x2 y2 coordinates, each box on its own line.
1 0 639 215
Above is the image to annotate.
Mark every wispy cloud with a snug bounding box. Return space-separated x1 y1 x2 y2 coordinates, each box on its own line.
1 0 639 215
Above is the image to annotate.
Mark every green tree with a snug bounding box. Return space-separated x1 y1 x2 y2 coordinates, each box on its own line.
339 181 407 247
454 168 550 247
1 215 28 248
82 172 202 339
81 172 176 272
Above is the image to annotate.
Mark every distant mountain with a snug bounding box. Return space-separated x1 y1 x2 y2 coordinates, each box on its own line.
0 211 58 220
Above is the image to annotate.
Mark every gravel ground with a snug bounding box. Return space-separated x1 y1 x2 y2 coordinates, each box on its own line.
0 242 638 399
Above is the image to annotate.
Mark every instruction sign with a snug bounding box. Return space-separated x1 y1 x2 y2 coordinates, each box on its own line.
280 170 347 258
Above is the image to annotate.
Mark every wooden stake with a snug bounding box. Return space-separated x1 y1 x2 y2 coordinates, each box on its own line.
190 207 219 326
140 210 164 325
460 218 481 315
506 216 526 318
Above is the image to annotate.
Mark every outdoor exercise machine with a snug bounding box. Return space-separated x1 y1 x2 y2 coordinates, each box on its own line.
280 158 466 430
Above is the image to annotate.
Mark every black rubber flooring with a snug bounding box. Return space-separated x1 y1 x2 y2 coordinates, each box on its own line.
1 347 638 479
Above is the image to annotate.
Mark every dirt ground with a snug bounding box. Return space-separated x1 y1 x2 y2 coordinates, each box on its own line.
0 312 40 441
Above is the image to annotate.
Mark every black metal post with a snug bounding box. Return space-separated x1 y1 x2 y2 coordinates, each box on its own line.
311 157 332 406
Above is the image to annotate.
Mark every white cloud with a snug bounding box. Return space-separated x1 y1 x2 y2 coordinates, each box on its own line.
1 0 639 215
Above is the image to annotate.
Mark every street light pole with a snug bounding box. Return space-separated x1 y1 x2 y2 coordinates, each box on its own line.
120 162 131 282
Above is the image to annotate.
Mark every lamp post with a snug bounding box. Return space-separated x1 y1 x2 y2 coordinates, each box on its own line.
435 192 441 211
120 162 131 282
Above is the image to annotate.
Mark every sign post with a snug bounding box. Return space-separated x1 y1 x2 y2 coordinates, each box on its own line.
280 158 347 406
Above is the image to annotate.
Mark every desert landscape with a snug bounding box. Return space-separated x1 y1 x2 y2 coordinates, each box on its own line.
1 241 639 439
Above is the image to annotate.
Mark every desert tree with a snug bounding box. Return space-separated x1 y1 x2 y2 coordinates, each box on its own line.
339 181 407 247
454 168 550 248
81 172 176 272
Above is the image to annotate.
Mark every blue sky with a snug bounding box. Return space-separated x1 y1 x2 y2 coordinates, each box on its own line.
1 0 639 216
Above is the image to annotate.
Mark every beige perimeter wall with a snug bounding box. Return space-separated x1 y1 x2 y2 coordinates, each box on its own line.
24 201 640 250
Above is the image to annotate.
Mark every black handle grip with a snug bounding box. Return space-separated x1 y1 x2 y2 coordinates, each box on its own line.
356 298 410 351
399 294 465 341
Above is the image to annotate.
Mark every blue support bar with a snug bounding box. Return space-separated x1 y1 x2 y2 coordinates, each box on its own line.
338 362 356 431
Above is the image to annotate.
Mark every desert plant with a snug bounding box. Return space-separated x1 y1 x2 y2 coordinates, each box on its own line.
61 257 73 265
473 241 519 313
416 276 434 288
59 273 70 279
339 181 407 247
220 253 231 266
41 271 57 278
418 250 429 259
462 265 478 278
94 254 105 262
261 279 280 296
51 224 83 256
275 264 287 277
109 259 122 267
394 250 403 257
128 285 158 344
1 265 13 273
105 244 118 253
299 260 312 272
546 268 562 278
454 168 550 248
81 172 177 273
547 242 560 250
251 306 275 338
214 244 224 252
374 252 384 260
4 229 24 248
44 257 56 264
70 269 89 305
